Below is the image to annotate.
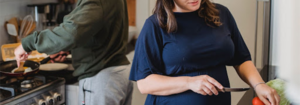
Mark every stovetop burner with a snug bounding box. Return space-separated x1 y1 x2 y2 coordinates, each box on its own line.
0 75 61 102
21 79 43 89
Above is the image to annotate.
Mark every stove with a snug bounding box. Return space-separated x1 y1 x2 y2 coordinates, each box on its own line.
0 75 65 105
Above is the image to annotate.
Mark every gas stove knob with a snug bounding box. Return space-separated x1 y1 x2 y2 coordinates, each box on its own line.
38 99 46 105
57 95 62 101
53 93 62 102
46 96 55 105
48 99 54 105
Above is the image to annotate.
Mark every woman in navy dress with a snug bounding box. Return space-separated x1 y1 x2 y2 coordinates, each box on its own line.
129 0 280 105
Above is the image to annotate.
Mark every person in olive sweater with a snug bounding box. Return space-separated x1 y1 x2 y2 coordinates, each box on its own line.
14 0 133 104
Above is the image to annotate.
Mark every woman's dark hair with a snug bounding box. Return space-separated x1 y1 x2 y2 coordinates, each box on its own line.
154 0 222 33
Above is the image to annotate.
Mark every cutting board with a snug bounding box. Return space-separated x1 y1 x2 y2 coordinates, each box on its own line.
1 43 47 61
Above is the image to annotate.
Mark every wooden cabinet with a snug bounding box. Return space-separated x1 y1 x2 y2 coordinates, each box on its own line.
127 0 136 26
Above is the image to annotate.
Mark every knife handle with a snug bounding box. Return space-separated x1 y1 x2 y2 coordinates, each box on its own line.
216 87 225 92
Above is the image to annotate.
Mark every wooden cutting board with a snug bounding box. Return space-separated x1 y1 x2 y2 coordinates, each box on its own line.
1 43 47 61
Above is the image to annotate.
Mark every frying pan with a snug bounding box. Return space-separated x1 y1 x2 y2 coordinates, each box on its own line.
0 58 50 77
0 60 39 77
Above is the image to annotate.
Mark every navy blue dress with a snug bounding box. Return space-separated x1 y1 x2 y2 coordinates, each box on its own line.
129 4 251 105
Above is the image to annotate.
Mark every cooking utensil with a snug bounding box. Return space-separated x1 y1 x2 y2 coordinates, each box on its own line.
0 60 39 77
218 87 250 92
24 22 36 37
0 57 52 77
19 15 34 39
7 17 19 35
22 19 36 37
39 56 52 64
39 53 68 64
6 17 20 42
39 54 69 71
6 23 18 36
12 61 25 73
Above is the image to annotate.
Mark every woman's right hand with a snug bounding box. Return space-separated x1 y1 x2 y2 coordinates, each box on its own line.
188 75 224 96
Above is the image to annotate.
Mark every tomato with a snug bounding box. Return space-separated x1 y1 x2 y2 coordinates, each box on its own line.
252 97 265 105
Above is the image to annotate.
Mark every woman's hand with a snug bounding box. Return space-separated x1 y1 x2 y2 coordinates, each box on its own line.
14 45 30 67
255 83 280 105
49 51 70 63
188 75 224 96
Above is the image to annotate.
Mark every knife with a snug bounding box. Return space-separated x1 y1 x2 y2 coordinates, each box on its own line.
218 87 250 92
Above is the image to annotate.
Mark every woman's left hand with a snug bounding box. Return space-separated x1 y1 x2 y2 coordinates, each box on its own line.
255 83 280 105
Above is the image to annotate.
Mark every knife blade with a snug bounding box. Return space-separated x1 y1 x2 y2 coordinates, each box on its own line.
218 87 250 92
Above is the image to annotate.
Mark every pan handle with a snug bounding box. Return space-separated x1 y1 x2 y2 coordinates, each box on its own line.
39 54 68 64
40 57 51 64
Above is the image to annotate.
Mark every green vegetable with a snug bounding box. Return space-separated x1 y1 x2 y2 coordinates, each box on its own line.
266 79 290 105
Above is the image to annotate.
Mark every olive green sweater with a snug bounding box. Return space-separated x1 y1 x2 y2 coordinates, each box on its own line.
22 0 129 80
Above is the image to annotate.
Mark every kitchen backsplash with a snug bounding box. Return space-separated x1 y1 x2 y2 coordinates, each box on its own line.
0 0 55 61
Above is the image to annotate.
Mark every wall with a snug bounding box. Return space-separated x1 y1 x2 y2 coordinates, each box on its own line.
129 1 150 105
0 0 55 61
135 0 149 36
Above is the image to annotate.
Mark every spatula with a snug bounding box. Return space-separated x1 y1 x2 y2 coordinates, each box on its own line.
6 23 18 36
12 61 25 73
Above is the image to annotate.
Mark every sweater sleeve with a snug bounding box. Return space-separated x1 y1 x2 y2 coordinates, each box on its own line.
129 18 165 81
22 0 103 54
223 5 252 66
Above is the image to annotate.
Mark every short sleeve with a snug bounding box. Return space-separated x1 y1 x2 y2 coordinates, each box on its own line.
129 18 165 81
225 7 252 66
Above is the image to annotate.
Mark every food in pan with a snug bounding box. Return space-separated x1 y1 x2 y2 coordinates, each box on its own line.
24 67 33 73
11 67 33 73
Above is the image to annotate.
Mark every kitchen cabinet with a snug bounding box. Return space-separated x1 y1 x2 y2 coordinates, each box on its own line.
127 0 136 26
